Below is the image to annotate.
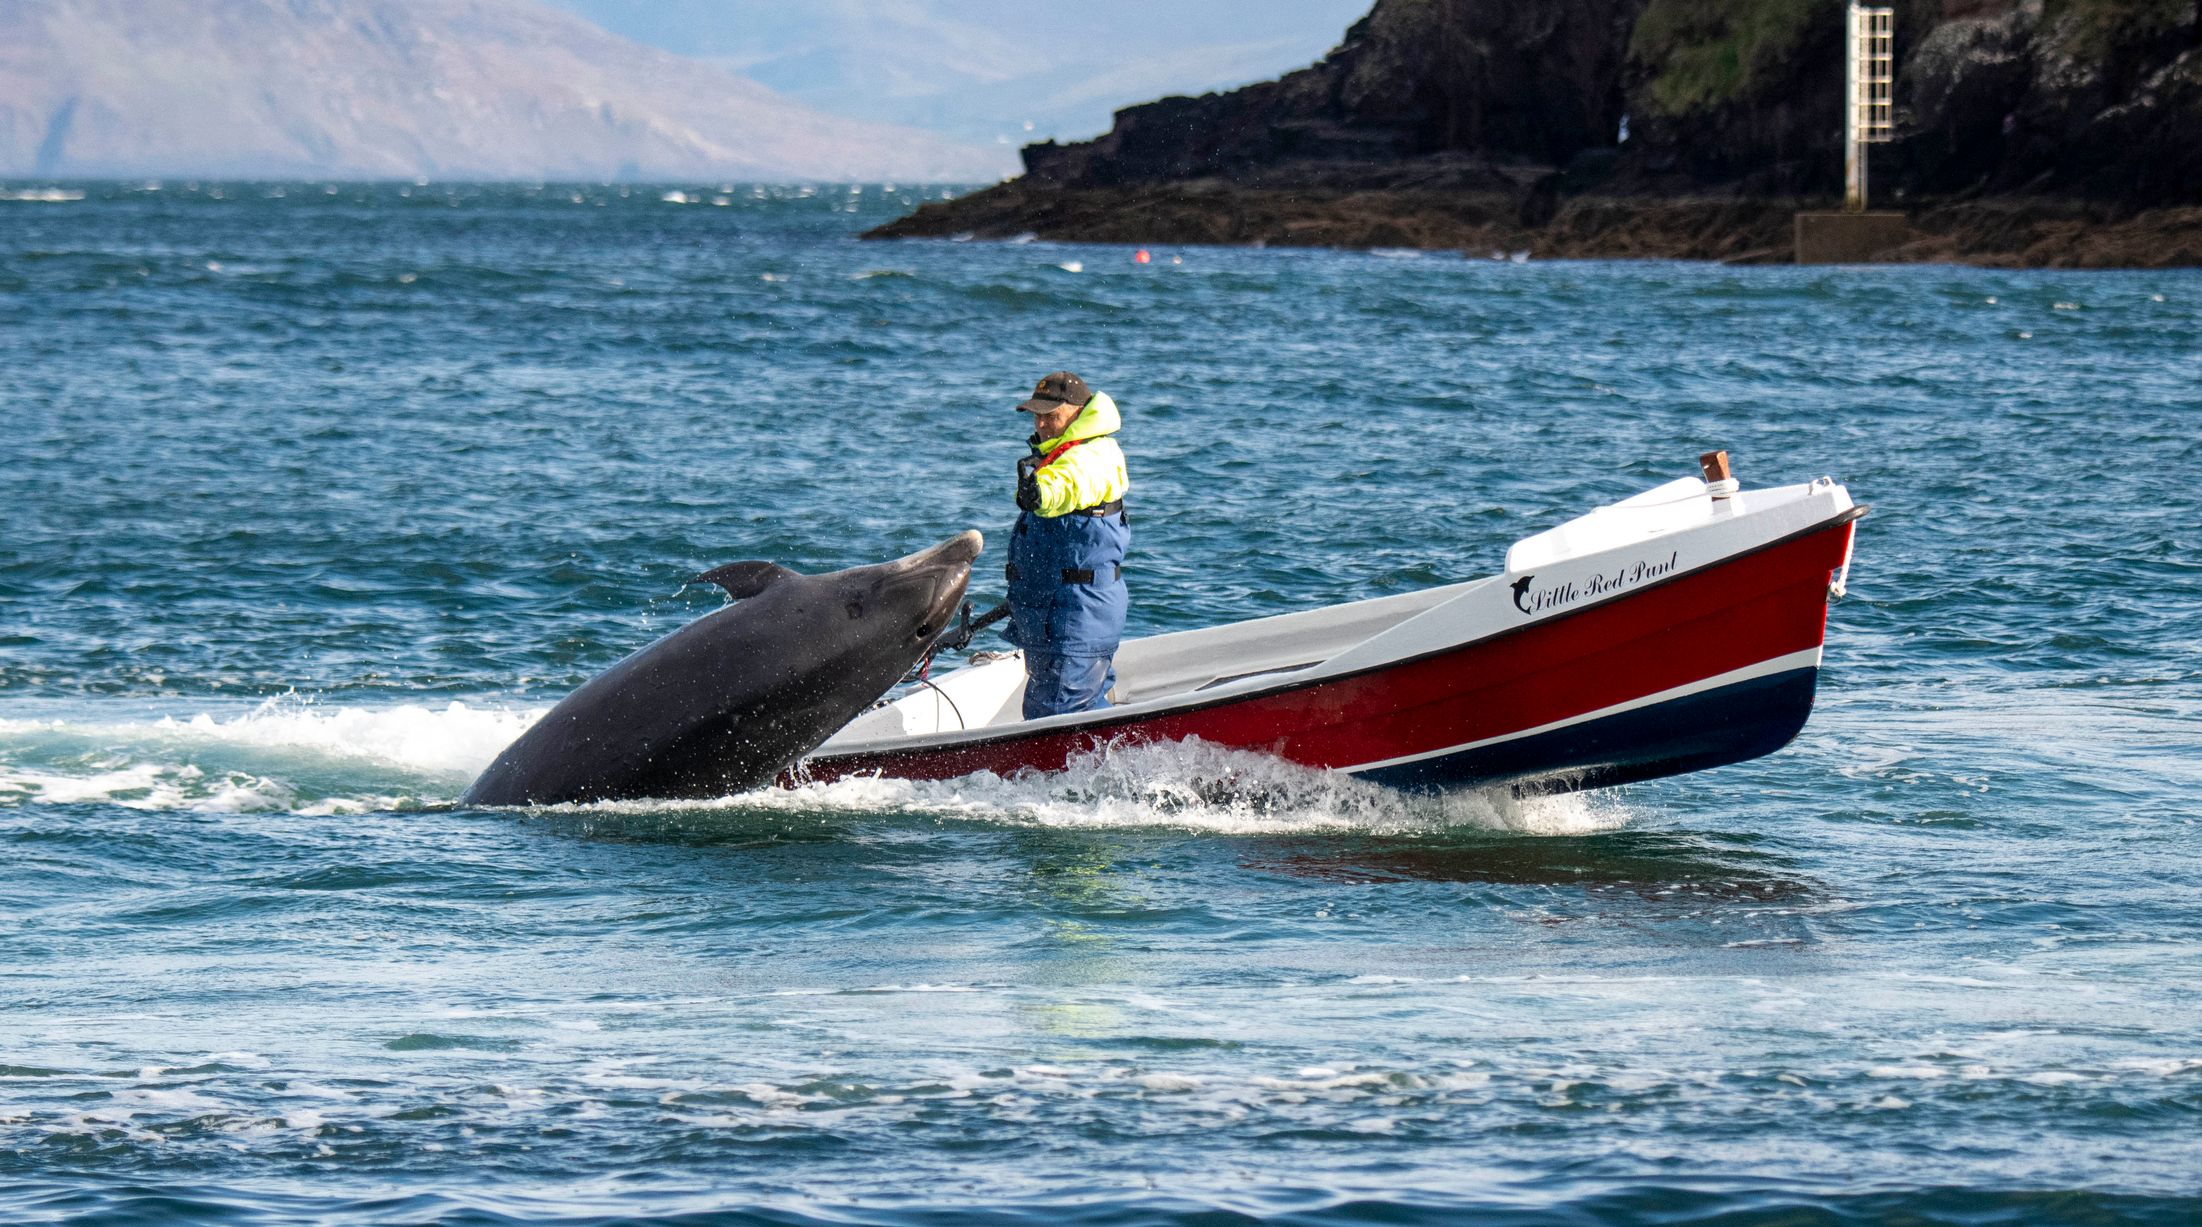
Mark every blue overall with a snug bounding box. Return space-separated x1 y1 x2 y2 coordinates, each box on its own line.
1007 507 1129 719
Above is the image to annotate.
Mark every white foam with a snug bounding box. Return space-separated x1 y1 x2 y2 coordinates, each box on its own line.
0 696 538 779
1 763 164 805
0 763 293 813
1136 1073 1205 1092
0 696 542 813
2117 1058 2202 1077
0 701 1634 833
162 698 536 775
0 188 85 202
2018 1070 2092 1086
1867 1064 1949 1080
745 740 1632 836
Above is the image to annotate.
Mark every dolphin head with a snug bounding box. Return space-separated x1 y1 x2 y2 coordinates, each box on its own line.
899 529 983 642
828 529 982 649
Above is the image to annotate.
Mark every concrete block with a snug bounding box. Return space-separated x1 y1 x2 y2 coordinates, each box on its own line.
1794 211 1912 263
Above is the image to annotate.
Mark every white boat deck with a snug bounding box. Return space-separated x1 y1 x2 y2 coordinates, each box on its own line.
822 581 1480 744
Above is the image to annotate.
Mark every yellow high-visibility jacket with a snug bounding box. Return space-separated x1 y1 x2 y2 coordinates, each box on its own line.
1028 393 1129 517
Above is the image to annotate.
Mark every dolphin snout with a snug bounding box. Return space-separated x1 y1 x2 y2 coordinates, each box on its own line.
897 531 981 639
904 529 983 569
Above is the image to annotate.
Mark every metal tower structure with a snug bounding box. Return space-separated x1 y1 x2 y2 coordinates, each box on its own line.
1845 3 1895 212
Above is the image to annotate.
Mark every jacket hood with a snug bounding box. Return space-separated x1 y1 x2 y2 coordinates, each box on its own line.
1033 392 1120 452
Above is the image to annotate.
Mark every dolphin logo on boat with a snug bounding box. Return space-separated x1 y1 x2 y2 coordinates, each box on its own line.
462 531 982 807
1510 574 1535 614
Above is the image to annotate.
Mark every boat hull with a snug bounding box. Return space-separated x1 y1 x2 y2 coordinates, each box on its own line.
799 515 1857 796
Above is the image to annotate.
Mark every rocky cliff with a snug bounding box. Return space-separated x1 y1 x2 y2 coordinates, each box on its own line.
872 0 2202 264
1623 0 2202 204
1016 0 1642 186
1895 0 2202 203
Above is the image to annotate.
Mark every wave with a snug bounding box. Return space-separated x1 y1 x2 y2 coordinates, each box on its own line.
0 1185 2192 1227
568 738 1631 837
0 699 1629 835
0 697 539 814
0 696 533 775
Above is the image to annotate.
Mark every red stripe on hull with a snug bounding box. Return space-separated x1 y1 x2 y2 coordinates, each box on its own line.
799 520 1855 786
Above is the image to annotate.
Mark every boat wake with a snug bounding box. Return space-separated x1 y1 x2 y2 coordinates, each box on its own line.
762 739 1628 837
0 697 1632 836
0 696 537 816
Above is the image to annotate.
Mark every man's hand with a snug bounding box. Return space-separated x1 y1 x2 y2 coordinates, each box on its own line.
1015 455 1042 512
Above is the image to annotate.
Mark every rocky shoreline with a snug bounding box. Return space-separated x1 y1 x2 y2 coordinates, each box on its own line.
865 0 2202 268
864 177 2202 267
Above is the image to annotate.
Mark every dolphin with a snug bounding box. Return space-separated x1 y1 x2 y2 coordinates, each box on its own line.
462 530 982 807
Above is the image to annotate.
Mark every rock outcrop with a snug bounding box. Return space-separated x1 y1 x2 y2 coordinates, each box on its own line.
872 0 2202 264
1892 0 2202 204
1898 8 2039 195
1019 0 1644 186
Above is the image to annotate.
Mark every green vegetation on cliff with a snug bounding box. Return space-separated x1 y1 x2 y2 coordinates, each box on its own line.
1628 0 1825 118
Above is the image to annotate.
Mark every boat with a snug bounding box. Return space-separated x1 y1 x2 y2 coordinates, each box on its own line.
798 453 1862 795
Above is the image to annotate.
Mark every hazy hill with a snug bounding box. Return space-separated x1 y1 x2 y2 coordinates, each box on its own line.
0 0 1004 181
542 0 1371 150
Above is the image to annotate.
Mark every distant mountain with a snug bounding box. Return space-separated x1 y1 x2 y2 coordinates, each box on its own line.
540 0 1371 149
0 0 1005 181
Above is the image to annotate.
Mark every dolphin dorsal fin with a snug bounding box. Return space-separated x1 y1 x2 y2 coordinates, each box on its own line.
694 561 798 600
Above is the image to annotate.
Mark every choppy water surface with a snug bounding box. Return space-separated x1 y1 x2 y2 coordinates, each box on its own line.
3 182 2199 1224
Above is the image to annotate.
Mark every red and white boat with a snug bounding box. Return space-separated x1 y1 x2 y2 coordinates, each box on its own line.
800 456 1862 795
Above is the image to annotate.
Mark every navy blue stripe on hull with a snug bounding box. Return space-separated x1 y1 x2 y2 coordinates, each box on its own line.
1352 666 1822 796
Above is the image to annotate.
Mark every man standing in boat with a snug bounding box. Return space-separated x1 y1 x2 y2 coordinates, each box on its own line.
1008 371 1130 719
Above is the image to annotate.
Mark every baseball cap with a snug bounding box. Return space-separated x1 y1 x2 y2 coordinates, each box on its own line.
1015 370 1092 413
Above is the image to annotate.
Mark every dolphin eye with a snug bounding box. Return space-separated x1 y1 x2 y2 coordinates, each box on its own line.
845 599 864 620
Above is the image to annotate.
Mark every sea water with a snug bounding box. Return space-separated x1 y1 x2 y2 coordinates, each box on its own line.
2 182 2198 1224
